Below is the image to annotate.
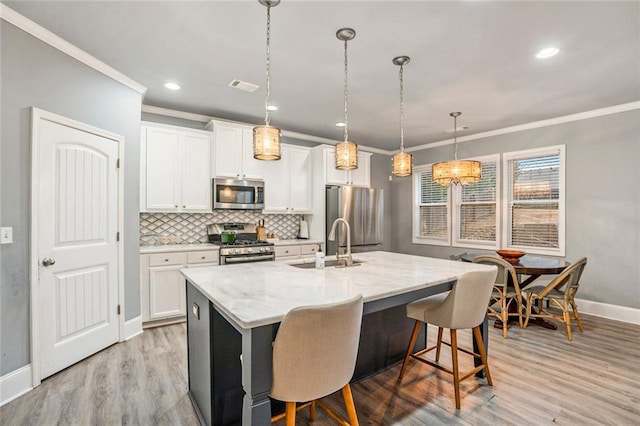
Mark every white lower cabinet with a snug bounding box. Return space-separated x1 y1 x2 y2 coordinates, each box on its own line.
275 243 323 260
141 249 219 326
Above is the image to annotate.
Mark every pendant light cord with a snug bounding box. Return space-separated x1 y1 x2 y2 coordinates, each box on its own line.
399 63 405 152
264 4 272 127
453 113 458 160
343 38 349 143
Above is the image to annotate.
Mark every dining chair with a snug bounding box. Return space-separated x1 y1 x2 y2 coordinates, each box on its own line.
398 268 497 409
522 257 588 341
270 294 363 426
472 256 524 338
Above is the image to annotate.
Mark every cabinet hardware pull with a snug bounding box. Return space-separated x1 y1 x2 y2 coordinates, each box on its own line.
165 259 169 262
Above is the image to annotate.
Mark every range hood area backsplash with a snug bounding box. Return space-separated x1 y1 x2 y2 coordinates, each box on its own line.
140 212 302 246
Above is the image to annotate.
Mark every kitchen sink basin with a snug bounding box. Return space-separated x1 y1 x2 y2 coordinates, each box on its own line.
290 259 363 269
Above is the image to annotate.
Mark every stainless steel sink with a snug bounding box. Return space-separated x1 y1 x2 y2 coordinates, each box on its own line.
290 259 363 269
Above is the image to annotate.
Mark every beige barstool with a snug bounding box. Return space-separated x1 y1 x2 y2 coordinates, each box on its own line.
398 269 497 409
270 294 364 425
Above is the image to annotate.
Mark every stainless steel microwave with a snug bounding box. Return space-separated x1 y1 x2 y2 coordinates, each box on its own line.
213 178 264 210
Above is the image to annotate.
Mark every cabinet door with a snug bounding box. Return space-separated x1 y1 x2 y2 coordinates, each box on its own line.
145 127 180 210
324 148 349 185
261 146 290 213
149 265 186 320
349 152 371 187
241 128 264 180
214 124 243 178
181 132 212 211
289 146 312 212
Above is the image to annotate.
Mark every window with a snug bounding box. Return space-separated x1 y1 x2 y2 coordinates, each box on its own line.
453 155 499 249
411 147 564 255
502 145 565 256
413 165 450 245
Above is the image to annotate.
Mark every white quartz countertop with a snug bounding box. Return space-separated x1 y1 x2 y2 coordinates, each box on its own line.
272 239 323 246
140 244 219 254
180 251 495 329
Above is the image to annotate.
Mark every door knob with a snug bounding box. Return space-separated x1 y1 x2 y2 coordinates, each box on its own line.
42 257 56 267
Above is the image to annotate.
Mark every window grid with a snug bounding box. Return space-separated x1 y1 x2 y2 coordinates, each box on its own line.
455 160 498 247
414 166 450 245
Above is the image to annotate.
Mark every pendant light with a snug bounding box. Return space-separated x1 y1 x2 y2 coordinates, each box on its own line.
253 0 281 161
432 112 482 186
335 28 358 170
392 56 413 177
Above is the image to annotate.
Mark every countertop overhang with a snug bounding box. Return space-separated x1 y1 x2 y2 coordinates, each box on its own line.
180 251 495 329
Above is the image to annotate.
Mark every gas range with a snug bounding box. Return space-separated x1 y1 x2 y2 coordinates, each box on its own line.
207 223 275 265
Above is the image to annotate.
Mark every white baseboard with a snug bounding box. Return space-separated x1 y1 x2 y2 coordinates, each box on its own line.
0 365 33 407
124 315 143 340
575 298 640 325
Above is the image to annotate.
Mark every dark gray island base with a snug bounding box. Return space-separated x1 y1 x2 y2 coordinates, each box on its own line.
186 280 488 426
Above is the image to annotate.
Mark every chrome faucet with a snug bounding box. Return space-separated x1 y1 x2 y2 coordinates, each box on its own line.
328 218 353 266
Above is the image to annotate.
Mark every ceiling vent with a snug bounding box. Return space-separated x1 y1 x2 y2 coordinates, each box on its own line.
228 79 259 93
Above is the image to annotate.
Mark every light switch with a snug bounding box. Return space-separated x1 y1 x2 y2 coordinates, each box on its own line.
0 227 13 244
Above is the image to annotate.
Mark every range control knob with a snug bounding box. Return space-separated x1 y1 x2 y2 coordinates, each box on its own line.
247 247 254 253
260 247 267 253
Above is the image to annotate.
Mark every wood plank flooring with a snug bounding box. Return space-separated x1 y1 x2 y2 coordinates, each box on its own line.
2 313 639 425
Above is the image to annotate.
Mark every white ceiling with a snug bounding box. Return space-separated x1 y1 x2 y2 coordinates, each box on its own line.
6 1 640 151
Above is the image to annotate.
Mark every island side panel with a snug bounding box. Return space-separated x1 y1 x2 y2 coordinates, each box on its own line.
187 282 244 426
241 325 274 426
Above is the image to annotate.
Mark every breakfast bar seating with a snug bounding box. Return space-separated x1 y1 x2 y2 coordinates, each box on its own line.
399 268 497 409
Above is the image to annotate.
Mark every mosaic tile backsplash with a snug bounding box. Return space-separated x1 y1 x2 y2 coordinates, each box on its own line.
140 212 303 246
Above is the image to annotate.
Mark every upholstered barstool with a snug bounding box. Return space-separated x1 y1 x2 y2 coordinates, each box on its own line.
398 269 497 409
270 294 364 425
473 256 524 338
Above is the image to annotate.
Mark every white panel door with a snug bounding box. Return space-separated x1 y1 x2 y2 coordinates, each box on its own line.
181 132 211 211
214 124 243 178
145 126 179 210
149 265 186 320
261 146 290 213
241 128 264 180
350 152 371 187
324 147 349 185
37 117 120 380
289 146 313 213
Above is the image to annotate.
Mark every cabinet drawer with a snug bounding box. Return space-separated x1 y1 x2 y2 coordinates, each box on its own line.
275 246 301 258
149 252 187 267
187 250 219 265
300 245 320 255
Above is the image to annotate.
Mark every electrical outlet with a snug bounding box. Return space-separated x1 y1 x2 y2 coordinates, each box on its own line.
0 227 13 244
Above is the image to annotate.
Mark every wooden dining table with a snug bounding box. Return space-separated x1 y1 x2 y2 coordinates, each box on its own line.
460 253 570 329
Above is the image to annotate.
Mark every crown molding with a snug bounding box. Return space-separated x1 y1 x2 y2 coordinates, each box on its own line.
142 104 392 155
0 3 147 95
405 101 640 153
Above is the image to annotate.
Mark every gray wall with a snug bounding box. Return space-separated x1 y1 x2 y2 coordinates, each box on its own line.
1 22 142 375
369 153 393 252
390 110 640 309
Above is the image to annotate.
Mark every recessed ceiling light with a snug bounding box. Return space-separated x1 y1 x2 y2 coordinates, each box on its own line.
535 47 560 59
335 122 346 127
164 82 181 90
267 105 278 111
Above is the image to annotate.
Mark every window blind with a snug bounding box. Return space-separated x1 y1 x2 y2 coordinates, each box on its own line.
507 153 560 249
418 169 449 240
458 161 497 242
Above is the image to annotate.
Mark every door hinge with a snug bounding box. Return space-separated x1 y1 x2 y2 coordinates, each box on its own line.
116 158 120 168
117 304 121 315
116 232 120 241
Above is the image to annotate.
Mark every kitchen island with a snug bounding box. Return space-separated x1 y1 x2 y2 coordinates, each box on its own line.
181 251 496 426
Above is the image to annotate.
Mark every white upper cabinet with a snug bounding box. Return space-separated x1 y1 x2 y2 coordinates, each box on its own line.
262 145 313 214
212 122 262 180
141 123 212 213
323 147 371 187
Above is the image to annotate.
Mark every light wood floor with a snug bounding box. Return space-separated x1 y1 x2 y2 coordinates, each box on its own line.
2 313 639 425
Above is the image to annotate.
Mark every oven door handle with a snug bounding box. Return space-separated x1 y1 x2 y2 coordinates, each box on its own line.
223 254 274 264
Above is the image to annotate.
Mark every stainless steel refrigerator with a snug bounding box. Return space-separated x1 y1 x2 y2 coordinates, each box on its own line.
325 186 383 255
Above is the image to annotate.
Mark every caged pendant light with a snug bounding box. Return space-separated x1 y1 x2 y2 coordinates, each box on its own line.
392 56 413 177
432 112 482 186
335 28 358 170
253 0 282 161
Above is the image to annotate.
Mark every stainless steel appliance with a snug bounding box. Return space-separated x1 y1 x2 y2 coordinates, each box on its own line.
207 222 275 264
213 178 265 210
325 186 383 256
